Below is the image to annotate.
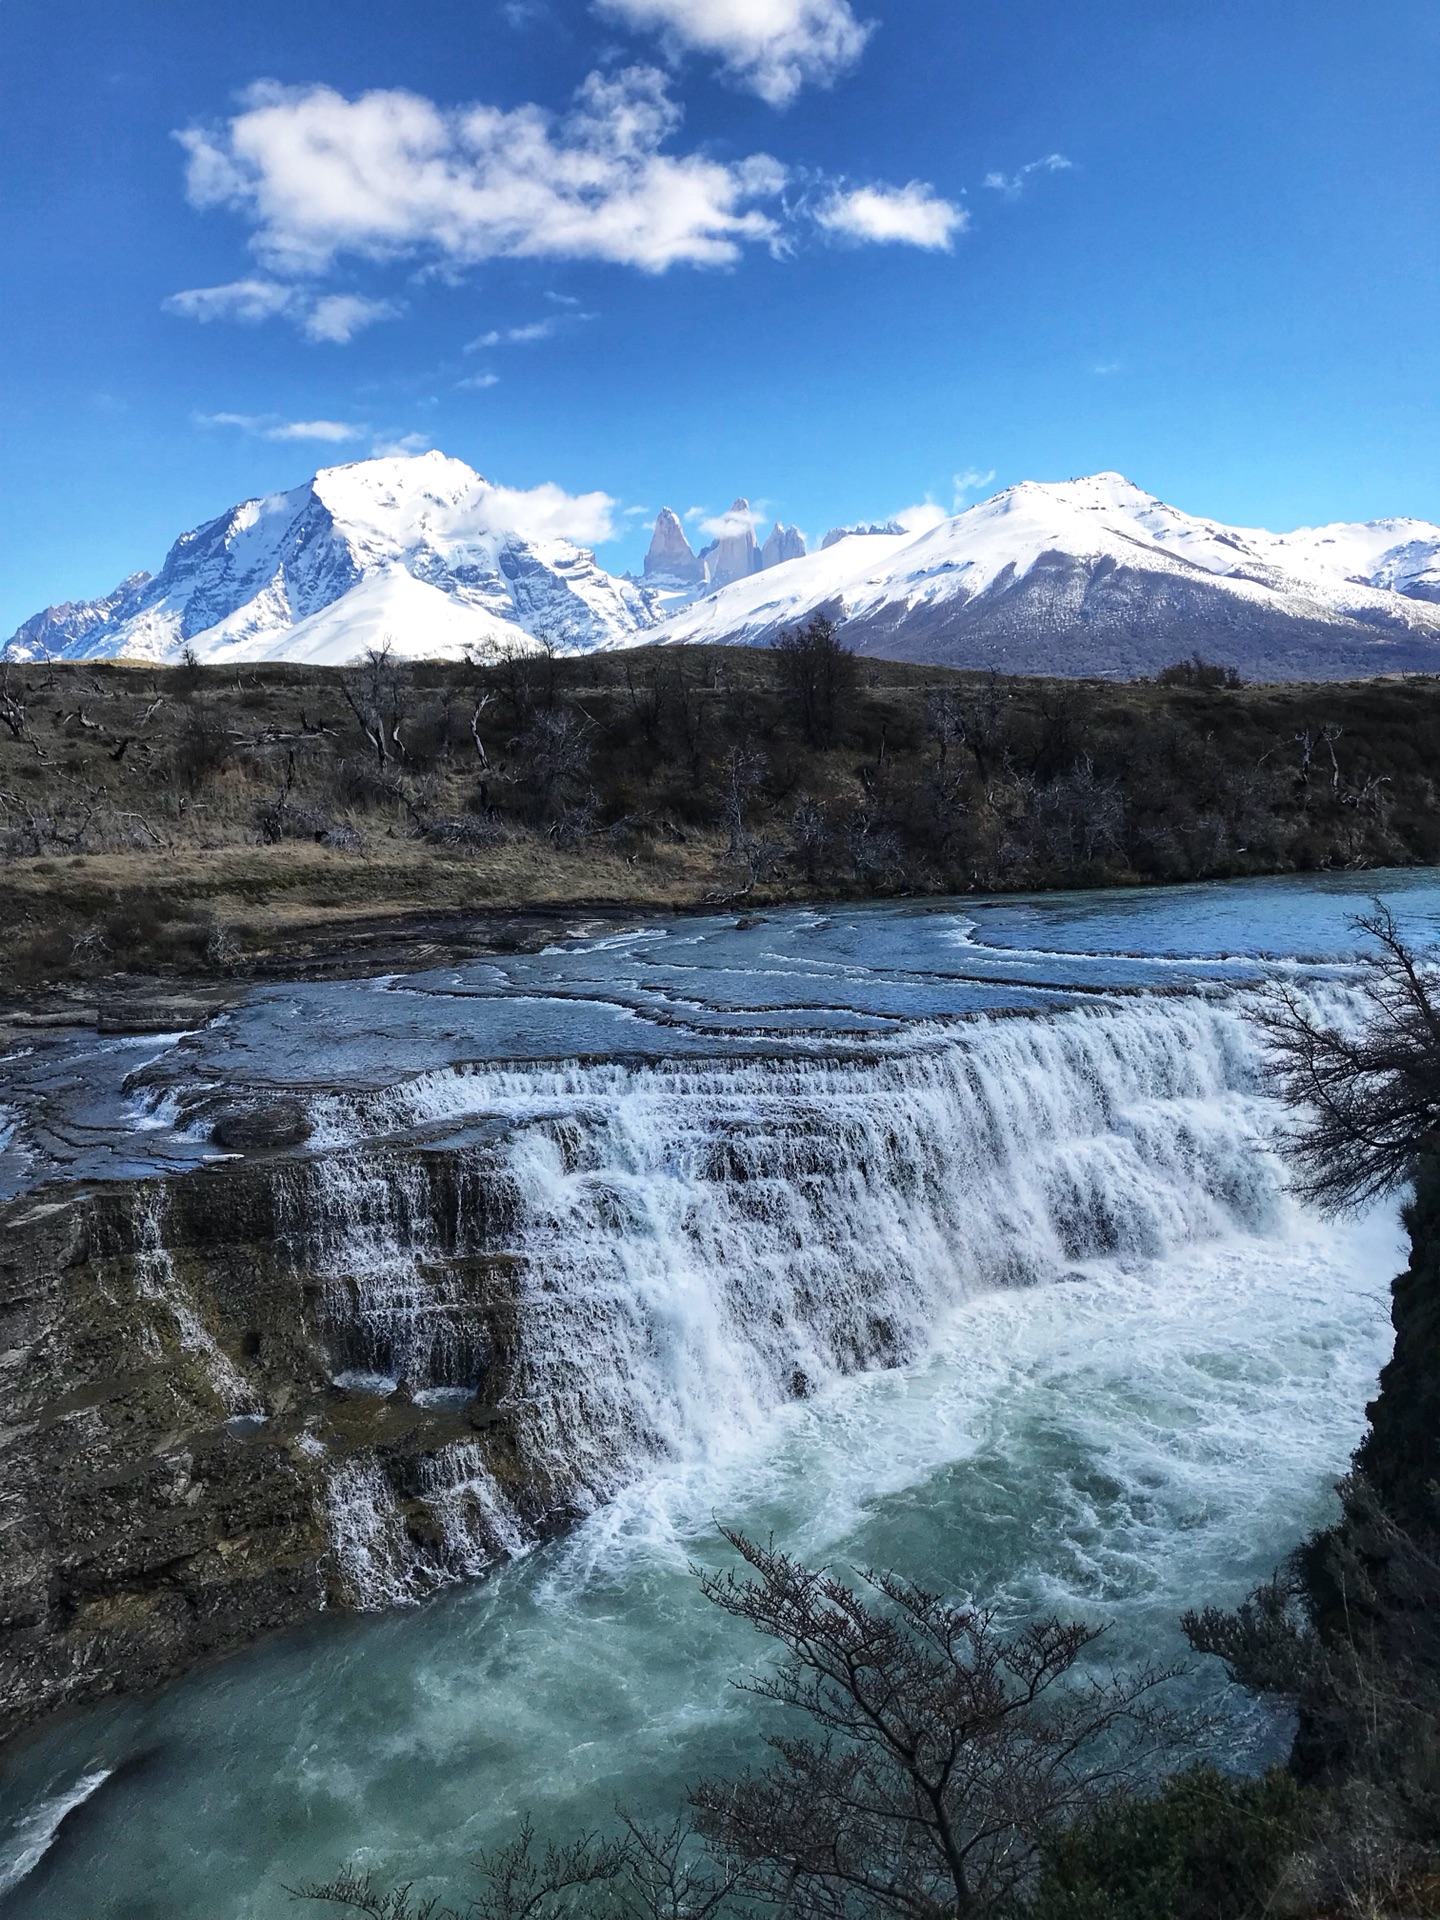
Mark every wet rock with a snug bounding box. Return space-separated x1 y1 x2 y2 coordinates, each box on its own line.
211 1101 312 1151
0 1149 537 1747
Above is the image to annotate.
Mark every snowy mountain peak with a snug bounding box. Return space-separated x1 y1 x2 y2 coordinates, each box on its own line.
10 461 1440 681
654 471 1440 681
4 453 660 666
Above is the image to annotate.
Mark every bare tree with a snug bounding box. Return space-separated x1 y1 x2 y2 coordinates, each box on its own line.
341 644 411 773
775 615 857 749
688 1530 1181 1920
721 746 766 860
297 1815 735 1920
514 706 593 823
0 663 47 757
294 1534 1180 1920
1254 904 1440 1212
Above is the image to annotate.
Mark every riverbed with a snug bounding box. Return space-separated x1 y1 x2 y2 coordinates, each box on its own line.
2 870 1436 1918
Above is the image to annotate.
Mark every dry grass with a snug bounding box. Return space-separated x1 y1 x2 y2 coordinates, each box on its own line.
3 644 1440 1001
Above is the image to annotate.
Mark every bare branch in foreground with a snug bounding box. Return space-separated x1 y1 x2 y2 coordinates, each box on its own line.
1254 903 1440 1212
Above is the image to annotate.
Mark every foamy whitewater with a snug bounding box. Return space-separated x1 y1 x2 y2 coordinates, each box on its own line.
3 871 1438 1918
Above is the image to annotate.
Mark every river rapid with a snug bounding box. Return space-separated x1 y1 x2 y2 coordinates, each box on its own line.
3 870 1439 1918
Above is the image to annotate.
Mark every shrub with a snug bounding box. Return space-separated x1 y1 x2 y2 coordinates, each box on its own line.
1156 657 1243 690
1030 1763 1310 1920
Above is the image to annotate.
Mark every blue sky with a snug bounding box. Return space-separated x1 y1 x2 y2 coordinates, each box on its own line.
2 0 1438 633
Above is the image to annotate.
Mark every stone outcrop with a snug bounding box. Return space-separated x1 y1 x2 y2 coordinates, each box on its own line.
642 508 706 586
0 1149 562 1747
643 503 806 597
211 1100 312 1150
761 523 807 569
1353 1149 1440 1534
821 521 905 550
703 501 763 589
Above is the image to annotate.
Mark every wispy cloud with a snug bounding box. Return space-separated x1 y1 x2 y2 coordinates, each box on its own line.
304 292 399 342
195 410 368 442
892 469 998 534
983 153 1073 200
463 478 619 544
168 65 963 342
596 0 872 106
457 371 501 390
371 431 433 456
165 277 399 342
166 279 296 325
953 466 996 502
698 501 768 538
815 181 966 251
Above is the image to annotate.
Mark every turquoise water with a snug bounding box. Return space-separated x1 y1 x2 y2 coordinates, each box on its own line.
0 870 1432 1917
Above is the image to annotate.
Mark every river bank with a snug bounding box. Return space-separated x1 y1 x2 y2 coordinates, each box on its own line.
5 647 1440 999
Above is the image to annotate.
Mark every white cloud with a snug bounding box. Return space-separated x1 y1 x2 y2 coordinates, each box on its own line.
457 372 501 389
983 153 1072 200
596 0 871 106
893 501 948 535
166 278 396 342
892 471 998 534
480 480 617 545
175 68 786 278
815 182 965 250
195 409 367 442
466 319 558 349
302 293 399 342
698 500 765 538
371 431 434 456
952 466 996 502
164 278 296 324
270 417 368 441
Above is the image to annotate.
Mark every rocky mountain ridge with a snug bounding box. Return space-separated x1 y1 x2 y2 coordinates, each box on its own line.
4 453 660 666
10 458 1440 679
655 472 1440 680
642 499 807 592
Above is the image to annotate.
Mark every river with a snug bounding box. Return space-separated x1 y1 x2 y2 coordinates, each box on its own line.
2 870 1437 1918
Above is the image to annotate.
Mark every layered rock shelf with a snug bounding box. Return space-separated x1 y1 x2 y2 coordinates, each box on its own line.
0 1148 555 1746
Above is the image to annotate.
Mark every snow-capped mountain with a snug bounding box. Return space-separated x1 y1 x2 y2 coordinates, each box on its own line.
11 463 1440 680
652 473 1440 680
4 453 660 665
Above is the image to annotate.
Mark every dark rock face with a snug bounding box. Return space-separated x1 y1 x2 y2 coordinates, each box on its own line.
838 554 1440 681
211 1101 313 1151
0 1150 549 1748
1355 1151 1440 1533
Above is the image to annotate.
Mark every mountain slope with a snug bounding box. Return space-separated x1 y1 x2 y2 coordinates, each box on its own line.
11 463 1440 680
650 474 1440 680
3 453 659 665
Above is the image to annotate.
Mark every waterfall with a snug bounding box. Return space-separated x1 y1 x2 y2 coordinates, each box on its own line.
131 1184 260 1414
286 993 1308 1602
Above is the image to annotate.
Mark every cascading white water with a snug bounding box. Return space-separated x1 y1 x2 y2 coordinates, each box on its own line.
130 1184 259 1414
290 993 1303 1597
5 861 1425 1919
488 999 1279 1505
